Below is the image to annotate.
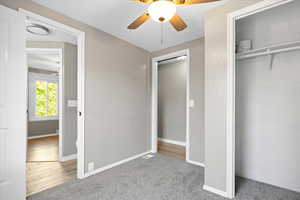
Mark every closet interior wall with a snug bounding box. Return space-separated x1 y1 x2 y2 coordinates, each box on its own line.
235 0 300 193
158 58 187 143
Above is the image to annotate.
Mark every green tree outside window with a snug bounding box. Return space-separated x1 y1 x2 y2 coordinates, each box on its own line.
48 82 57 116
35 81 58 118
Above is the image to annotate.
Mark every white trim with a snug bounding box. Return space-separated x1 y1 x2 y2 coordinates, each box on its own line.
151 49 190 161
83 151 152 178
27 133 58 140
19 9 86 179
158 138 186 146
60 154 77 162
203 185 228 198
77 27 85 179
226 0 294 198
151 58 158 153
58 48 64 164
229 0 294 20
158 55 187 65
186 159 205 168
19 9 83 36
226 9 236 199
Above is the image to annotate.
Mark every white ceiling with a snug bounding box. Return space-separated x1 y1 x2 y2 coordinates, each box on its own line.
26 18 77 45
32 0 226 52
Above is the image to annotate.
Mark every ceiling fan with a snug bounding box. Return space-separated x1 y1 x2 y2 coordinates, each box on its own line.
128 0 221 31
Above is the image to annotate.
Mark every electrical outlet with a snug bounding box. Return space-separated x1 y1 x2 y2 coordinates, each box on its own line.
189 99 195 108
88 162 94 172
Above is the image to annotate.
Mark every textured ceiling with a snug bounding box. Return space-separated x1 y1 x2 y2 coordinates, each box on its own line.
32 0 226 52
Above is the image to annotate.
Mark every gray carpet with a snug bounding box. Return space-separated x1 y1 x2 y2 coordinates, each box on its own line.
27 154 300 200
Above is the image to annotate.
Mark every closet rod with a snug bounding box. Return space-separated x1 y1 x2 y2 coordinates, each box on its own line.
236 45 300 60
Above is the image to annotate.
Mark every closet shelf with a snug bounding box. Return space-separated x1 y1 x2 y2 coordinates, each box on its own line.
236 40 300 60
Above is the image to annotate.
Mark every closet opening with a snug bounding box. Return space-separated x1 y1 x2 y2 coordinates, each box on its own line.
227 0 300 198
151 50 190 161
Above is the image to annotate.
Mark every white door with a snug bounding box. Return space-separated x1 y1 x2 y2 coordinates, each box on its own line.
0 6 27 200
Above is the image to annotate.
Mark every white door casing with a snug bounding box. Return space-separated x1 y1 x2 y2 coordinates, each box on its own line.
151 49 191 161
19 9 86 179
0 5 27 200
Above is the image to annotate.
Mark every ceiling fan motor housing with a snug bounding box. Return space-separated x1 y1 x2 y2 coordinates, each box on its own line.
148 0 177 22
128 0 221 31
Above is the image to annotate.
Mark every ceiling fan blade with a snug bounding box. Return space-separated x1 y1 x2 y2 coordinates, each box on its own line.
131 0 153 4
169 14 187 31
127 13 150 29
173 0 221 5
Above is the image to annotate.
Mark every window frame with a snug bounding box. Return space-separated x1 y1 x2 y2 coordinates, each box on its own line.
28 72 59 121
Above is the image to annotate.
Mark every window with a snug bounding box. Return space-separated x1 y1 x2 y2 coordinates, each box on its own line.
35 80 58 117
29 73 59 121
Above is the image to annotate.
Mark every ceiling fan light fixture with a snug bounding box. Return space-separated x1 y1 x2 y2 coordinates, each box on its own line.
148 0 176 22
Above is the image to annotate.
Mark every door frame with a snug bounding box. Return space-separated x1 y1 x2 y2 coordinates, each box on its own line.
19 9 86 179
226 0 294 198
151 49 191 161
26 48 64 160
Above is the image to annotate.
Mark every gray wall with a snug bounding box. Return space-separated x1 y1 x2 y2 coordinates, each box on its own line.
27 41 78 157
235 1 300 192
63 42 77 156
28 120 58 137
158 59 186 142
2 0 151 173
204 0 261 192
152 38 205 164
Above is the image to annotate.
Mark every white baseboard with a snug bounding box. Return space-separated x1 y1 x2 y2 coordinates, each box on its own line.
83 151 152 178
186 159 205 167
28 133 58 140
60 154 77 162
203 185 229 198
158 137 186 146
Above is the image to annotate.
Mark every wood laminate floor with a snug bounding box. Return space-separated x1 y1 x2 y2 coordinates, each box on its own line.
158 140 186 160
27 136 59 162
26 136 77 197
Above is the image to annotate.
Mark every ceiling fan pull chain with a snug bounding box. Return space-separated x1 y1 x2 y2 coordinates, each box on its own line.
161 22 164 47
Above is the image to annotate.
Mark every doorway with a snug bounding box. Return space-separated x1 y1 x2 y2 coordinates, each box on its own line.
151 49 190 161
25 15 79 196
18 9 85 180
0 6 85 199
26 48 62 160
226 0 296 198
